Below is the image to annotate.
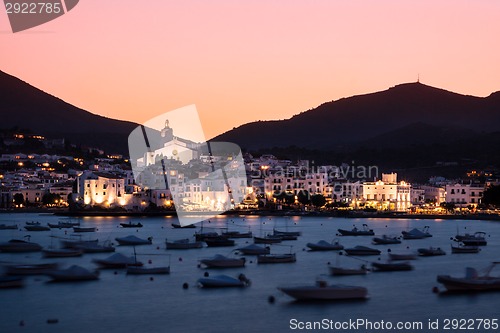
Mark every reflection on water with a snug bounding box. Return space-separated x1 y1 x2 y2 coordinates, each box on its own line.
1 213 499 333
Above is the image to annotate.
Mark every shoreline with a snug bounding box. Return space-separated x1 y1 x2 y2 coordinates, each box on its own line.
2 208 500 221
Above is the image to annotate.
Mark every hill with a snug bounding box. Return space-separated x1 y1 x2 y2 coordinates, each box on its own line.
214 82 500 151
0 70 138 154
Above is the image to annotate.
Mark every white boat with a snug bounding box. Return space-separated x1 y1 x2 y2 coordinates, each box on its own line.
418 247 446 256
73 227 96 233
200 254 246 268
115 235 152 246
48 221 80 228
372 235 401 245
372 261 414 272
306 240 344 251
278 280 368 301
24 225 50 231
166 238 203 249
329 265 369 276
437 263 500 292
401 226 432 239
93 253 143 268
42 248 84 258
337 224 374 236
454 232 487 246
344 246 381 256
236 244 270 255
197 274 250 288
273 229 302 237
47 265 99 282
126 266 170 275
451 243 480 254
0 224 17 230
257 253 296 264
221 231 253 239
5 263 59 275
76 241 115 253
60 238 99 249
0 239 43 252
388 252 417 261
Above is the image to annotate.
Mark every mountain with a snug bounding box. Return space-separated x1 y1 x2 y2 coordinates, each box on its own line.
0 70 139 154
214 82 500 151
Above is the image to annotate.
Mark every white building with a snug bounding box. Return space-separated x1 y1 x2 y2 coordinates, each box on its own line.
362 173 411 211
445 183 484 206
76 171 132 208
420 185 446 204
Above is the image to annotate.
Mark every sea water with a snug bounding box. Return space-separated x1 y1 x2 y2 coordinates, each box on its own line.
1 213 499 333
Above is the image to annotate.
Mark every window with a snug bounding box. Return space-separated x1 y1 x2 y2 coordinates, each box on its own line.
451 189 455 194
103 192 106 196
87 184 90 187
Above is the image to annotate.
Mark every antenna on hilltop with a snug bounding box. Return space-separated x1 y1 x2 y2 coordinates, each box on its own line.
417 73 420 83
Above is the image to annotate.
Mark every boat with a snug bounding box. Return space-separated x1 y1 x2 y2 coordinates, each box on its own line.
344 246 381 256
120 221 143 228
73 227 96 233
372 235 401 245
204 237 235 247
115 235 152 246
194 232 219 241
401 226 432 239
418 247 446 256
24 225 50 231
0 276 24 288
48 221 80 228
454 232 487 246
93 253 143 268
5 263 59 275
199 254 246 268
126 266 170 275
451 243 481 254
257 253 296 264
166 238 203 249
372 261 414 271
329 265 369 276
76 241 115 253
42 248 84 258
253 236 282 244
236 244 270 255
0 224 17 230
306 240 344 251
47 265 99 282
337 224 374 236
0 239 43 252
221 231 253 239
25 221 40 226
273 229 301 237
388 252 417 261
437 263 500 292
172 222 196 229
278 280 368 301
60 238 99 249
197 274 251 288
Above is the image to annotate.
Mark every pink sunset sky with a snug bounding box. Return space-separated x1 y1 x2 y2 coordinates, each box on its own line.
1 0 500 139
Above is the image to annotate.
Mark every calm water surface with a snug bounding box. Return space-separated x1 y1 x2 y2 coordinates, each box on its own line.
1 213 499 333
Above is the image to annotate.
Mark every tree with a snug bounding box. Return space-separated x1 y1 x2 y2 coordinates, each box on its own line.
42 193 61 206
297 190 311 205
13 193 24 206
311 194 326 208
483 185 500 207
440 202 456 213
